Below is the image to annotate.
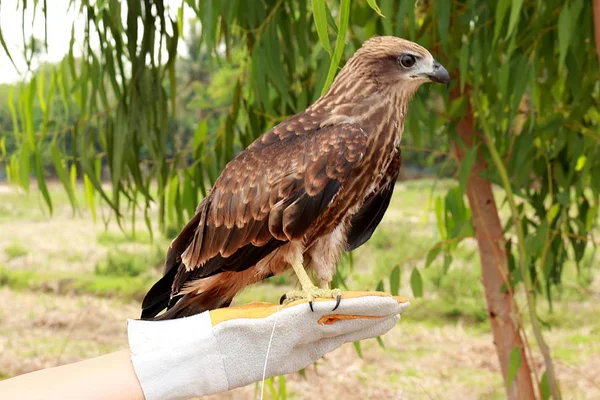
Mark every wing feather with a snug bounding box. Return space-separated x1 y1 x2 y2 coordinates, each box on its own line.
181 123 366 274
346 148 401 251
142 122 367 318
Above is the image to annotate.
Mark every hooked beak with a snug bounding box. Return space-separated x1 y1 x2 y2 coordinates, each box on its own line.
425 60 450 88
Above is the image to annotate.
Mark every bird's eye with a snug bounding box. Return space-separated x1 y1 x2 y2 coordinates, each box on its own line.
399 54 416 68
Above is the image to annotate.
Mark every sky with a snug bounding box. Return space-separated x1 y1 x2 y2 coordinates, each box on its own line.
0 0 189 84
0 0 81 83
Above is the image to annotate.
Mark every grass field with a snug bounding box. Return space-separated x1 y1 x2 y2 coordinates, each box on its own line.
0 180 598 399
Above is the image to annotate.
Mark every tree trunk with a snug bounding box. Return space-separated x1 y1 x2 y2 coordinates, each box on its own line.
451 86 536 399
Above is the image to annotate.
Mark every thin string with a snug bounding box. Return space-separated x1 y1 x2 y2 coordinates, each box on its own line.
260 305 282 400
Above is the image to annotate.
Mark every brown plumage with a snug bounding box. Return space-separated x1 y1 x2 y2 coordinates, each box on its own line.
141 36 450 320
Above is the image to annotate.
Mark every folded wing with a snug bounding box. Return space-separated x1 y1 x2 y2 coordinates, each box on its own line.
141 123 367 318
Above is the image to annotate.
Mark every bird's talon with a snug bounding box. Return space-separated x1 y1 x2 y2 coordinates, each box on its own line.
332 294 342 311
281 287 342 311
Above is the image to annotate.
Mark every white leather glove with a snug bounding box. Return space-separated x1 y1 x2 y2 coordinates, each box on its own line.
128 291 410 400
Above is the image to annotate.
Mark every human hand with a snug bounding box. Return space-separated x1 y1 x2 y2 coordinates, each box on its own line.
128 291 410 400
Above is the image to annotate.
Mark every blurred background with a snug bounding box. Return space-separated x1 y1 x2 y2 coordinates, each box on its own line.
0 0 599 399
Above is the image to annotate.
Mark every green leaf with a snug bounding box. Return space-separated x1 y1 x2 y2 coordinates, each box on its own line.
321 0 350 95
539 372 550 400
352 341 363 358
265 377 277 400
37 71 47 113
435 196 446 239
557 5 572 69
19 143 31 191
311 0 332 55
376 336 385 349
443 253 452 273
506 0 523 39
493 0 510 42
0 25 18 70
177 6 184 38
507 346 522 388
7 86 19 139
324 2 338 34
380 0 392 35
410 268 423 297
24 77 37 146
298 368 307 380
425 245 441 267
51 141 77 209
84 174 97 222
34 152 52 214
366 0 384 17
278 375 287 400
436 0 450 49
390 266 400 296
194 119 208 148
458 145 478 195
376 280 384 292
70 164 78 205
459 39 469 93
575 155 586 171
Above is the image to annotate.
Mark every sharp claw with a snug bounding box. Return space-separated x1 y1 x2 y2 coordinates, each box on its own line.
309 301 314 312
279 293 287 305
332 294 341 311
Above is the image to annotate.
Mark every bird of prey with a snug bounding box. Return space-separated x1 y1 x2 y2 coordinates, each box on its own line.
141 36 449 320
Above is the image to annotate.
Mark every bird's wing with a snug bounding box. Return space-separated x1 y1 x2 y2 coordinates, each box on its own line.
141 123 367 318
181 123 366 273
345 147 401 251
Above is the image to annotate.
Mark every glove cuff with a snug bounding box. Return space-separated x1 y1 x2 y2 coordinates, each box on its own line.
128 312 229 400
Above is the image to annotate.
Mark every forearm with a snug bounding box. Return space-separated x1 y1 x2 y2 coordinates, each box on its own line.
0 350 145 400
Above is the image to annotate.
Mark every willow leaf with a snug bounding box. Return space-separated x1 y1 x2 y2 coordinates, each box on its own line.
506 0 523 39
321 0 350 95
366 0 384 17
311 0 332 55
51 140 76 208
34 151 52 213
410 267 423 297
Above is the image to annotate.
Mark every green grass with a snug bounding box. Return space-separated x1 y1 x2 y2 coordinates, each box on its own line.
0 179 596 329
4 242 28 260
95 247 164 278
0 266 155 301
96 230 154 247
0 179 599 398
15 336 116 359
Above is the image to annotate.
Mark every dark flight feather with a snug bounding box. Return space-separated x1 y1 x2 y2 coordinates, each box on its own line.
346 148 401 251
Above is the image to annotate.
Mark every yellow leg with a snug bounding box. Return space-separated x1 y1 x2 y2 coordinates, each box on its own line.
289 261 316 290
282 263 342 311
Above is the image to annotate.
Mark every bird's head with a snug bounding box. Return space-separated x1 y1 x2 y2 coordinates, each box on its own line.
340 36 450 96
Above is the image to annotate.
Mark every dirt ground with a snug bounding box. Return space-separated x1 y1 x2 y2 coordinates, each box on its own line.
1 182 599 399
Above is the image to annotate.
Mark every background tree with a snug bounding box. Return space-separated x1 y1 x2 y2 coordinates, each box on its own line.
1 1 599 399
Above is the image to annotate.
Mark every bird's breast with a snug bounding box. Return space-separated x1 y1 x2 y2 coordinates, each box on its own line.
305 132 399 244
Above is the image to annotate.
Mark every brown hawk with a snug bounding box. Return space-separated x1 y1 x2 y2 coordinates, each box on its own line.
142 36 450 319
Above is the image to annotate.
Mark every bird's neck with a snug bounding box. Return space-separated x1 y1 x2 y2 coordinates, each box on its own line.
310 81 411 147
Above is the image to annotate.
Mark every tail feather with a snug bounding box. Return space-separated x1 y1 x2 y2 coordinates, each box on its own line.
140 266 178 319
152 290 233 320
140 207 202 320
